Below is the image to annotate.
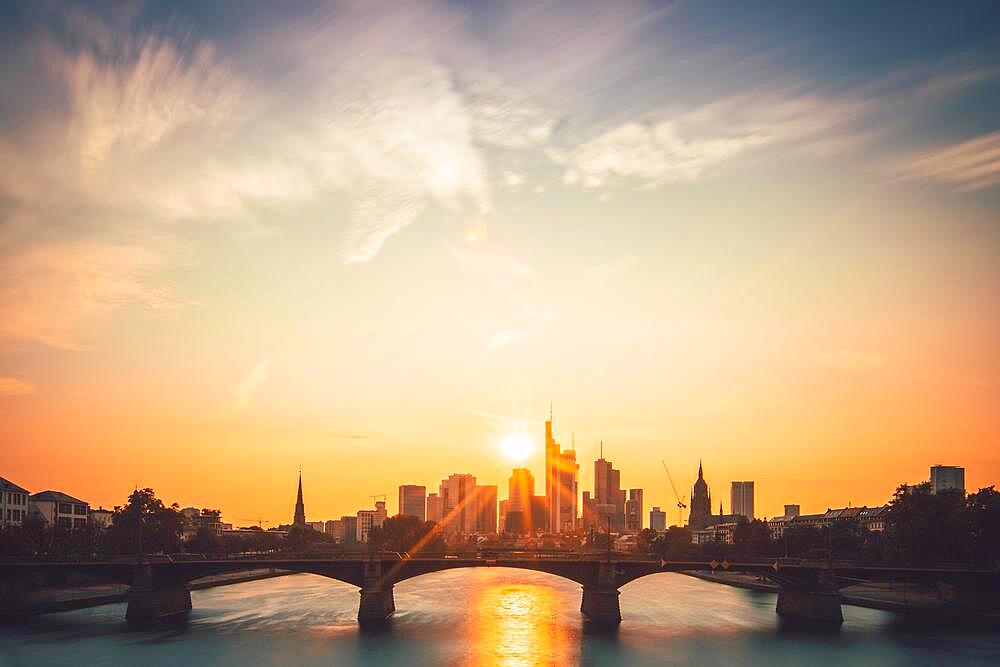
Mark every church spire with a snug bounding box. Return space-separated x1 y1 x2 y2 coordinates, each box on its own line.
293 470 306 528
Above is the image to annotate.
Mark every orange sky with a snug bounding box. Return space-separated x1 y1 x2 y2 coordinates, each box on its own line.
1 3 998 528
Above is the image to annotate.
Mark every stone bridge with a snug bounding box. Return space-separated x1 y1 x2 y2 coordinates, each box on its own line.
2 556 997 627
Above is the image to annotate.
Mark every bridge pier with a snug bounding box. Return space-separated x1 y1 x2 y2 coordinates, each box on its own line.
125 565 192 626
580 586 621 623
357 561 394 624
358 585 395 623
580 561 621 624
775 589 843 624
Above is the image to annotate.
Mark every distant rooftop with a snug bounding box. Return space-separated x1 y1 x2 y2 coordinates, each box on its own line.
0 477 29 494
30 490 87 505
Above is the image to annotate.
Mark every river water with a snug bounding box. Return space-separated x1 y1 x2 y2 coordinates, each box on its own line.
2 570 998 666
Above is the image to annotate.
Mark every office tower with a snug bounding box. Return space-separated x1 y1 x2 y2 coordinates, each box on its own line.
557 449 579 532
930 465 965 494
649 506 666 532
625 488 644 532
398 485 426 521
731 481 755 519
474 484 498 534
339 516 358 544
594 446 625 532
507 468 535 535
426 493 443 523
581 491 598 529
440 473 477 534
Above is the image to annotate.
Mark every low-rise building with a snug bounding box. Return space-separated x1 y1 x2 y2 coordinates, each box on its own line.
692 519 741 545
1 477 30 527
89 507 114 529
339 516 358 545
767 504 890 539
649 506 667 532
181 507 225 537
29 490 89 529
357 501 387 543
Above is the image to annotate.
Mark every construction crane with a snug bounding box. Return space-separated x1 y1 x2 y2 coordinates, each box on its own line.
370 494 389 504
661 460 687 527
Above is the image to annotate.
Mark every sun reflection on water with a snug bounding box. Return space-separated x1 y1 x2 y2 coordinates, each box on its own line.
465 579 573 667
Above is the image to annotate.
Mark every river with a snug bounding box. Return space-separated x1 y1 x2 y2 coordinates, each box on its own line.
2 569 998 666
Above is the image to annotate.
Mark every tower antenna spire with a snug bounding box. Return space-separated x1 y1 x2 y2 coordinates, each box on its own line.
600 440 603 459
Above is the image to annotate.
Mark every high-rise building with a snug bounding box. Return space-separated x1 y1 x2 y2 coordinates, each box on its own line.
731 481 755 519
594 446 625 532
581 491 598 529
325 519 340 536
649 506 667 532
293 472 306 528
357 501 387 542
625 488 644 532
440 473 478 534
426 493 443 523
543 410 578 533
474 484 498 534
498 499 508 533
930 465 965 494
398 485 426 521
507 468 535 535
688 461 712 530
557 449 579 533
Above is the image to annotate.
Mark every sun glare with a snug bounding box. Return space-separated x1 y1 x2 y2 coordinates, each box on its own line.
500 433 533 462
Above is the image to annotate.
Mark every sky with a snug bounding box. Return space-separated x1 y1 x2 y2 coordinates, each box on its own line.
1 1 999 527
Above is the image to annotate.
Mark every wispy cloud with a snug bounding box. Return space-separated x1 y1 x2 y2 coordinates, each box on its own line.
890 131 1000 192
555 121 769 188
0 377 36 397
236 358 272 410
0 242 182 350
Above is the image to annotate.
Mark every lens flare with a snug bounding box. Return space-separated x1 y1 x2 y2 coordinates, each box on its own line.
500 433 532 462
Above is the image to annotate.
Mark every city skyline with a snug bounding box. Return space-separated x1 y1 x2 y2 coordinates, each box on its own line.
1 403 991 527
1 2 999 534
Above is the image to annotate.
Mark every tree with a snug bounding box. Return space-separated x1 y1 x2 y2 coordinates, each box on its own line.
369 515 444 554
651 526 696 560
186 527 224 555
636 528 659 554
967 486 1000 568
105 488 184 555
885 483 969 566
732 519 773 560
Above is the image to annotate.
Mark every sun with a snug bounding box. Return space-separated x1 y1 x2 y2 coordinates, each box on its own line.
500 433 533 463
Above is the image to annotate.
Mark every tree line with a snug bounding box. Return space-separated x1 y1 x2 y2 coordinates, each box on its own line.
639 483 1000 567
